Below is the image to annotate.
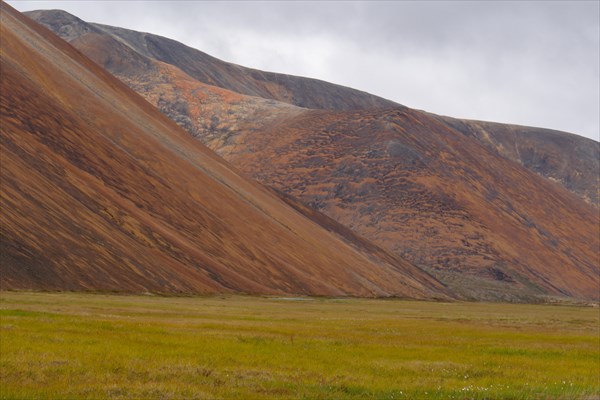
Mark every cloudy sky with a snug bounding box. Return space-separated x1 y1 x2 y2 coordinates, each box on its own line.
9 0 600 141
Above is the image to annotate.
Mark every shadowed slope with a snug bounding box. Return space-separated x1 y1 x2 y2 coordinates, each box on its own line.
0 3 450 299
433 116 600 207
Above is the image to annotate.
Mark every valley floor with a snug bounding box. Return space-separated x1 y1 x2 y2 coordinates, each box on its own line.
0 292 598 399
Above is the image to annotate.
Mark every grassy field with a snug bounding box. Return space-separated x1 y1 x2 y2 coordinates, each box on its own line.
0 292 598 399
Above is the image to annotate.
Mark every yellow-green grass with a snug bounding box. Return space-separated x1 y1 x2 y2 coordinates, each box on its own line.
0 292 598 399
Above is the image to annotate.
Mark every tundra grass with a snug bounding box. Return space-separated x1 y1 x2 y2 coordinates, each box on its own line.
0 292 598 399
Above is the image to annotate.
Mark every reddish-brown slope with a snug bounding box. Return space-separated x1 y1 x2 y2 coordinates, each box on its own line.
432 116 600 207
22 9 599 301
26 10 599 208
219 108 599 301
63 24 303 150
0 3 450 298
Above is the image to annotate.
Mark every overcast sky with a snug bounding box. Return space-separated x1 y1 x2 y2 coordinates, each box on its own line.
8 0 600 141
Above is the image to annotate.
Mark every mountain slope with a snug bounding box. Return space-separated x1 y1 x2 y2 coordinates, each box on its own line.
0 3 450 299
25 9 599 208
434 116 600 207
221 107 600 301
21 9 600 301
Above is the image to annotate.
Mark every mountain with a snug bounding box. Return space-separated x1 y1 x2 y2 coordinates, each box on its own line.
0 2 453 299
228 107 600 301
25 9 600 209
19 8 600 301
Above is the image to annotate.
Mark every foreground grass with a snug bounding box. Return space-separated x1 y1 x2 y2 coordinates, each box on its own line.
0 292 598 399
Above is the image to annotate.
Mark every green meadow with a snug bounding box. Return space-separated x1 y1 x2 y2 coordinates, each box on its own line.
0 292 598 399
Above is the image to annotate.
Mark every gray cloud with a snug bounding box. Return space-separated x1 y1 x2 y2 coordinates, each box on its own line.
8 0 599 140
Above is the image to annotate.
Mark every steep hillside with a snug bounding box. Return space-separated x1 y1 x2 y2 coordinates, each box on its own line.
21 8 600 301
220 108 600 301
434 116 600 207
0 3 451 299
25 9 599 208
